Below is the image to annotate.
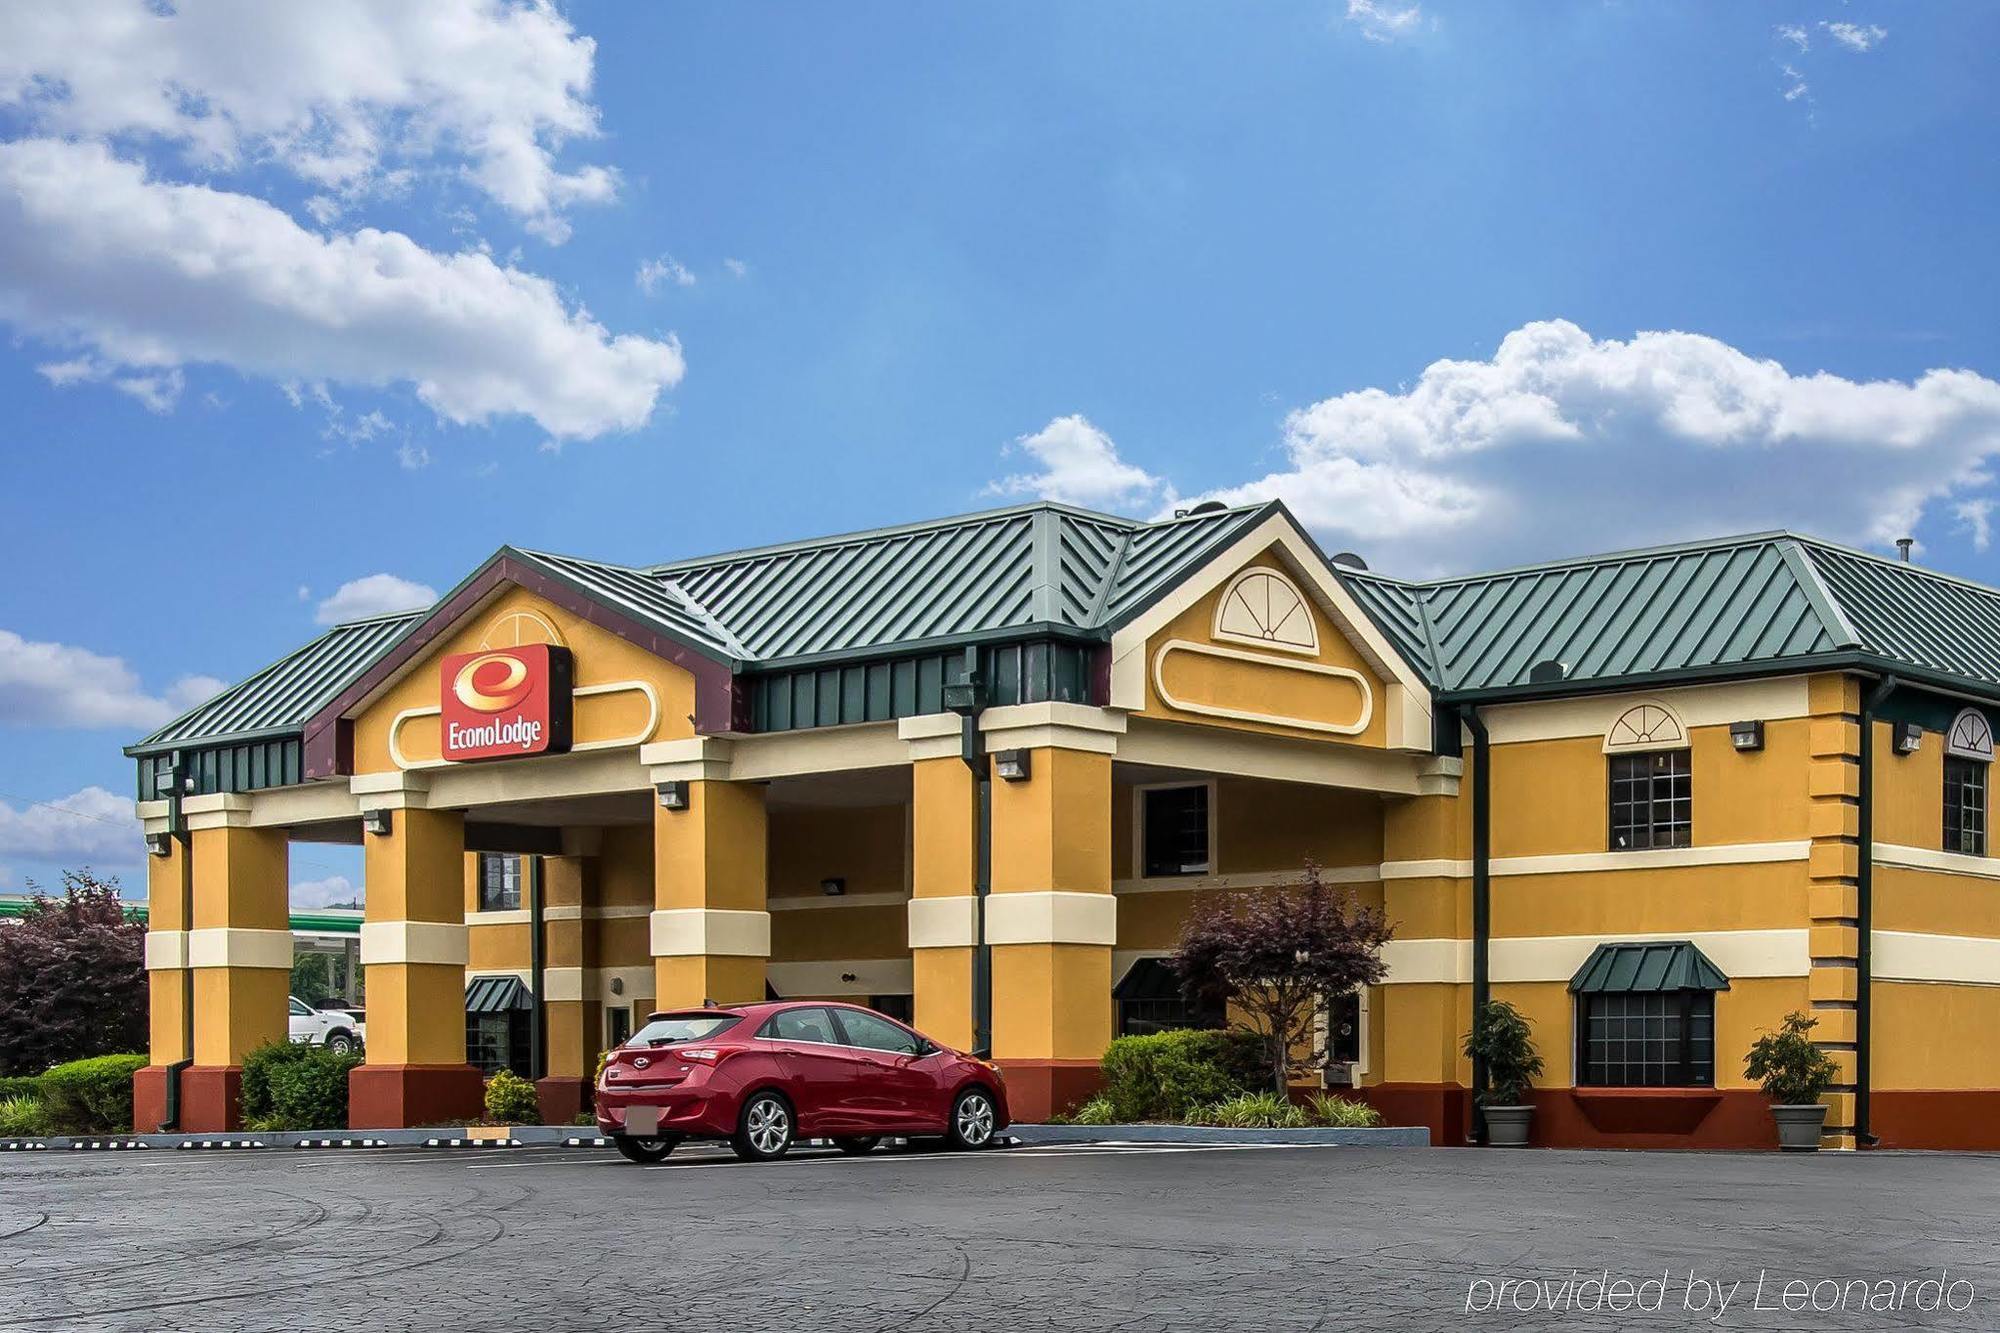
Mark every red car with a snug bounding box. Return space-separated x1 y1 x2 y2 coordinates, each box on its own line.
595 1000 1009 1164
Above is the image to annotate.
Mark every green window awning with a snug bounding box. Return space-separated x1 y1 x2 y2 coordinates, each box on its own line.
465 975 533 1014
1569 941 1730 995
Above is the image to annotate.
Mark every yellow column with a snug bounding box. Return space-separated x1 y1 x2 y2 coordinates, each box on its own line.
652 780 768 1008
351 794 481 1128
988 744 1115 1121
134 827 190 1132
1806 672 1862 1149
909 754 977 1049
1377 785 1474 1145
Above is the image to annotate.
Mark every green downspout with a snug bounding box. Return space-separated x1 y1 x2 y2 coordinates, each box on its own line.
947 645 992 1058
162 757 193 1132
1465 709 1491 1146
1857 674 1896 1146
528 856 546 1082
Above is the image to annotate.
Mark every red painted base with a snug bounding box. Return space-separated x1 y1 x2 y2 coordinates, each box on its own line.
1351 1082 1473 1146
348 1064 485 1130
132 1065 173 1134
1872 1091 2000 1149
535 1076 590 1126
997 1058 1102 1122
180 1066 244 1133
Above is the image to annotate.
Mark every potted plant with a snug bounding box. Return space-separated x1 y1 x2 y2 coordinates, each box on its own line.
1743 1010 1838 1151
1463 999 1543 1147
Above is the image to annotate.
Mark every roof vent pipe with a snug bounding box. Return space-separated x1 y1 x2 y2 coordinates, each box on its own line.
1528 659 1569 685
1896 538 1914 563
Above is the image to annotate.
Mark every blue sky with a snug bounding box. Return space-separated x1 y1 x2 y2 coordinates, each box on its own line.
1 1 1995 900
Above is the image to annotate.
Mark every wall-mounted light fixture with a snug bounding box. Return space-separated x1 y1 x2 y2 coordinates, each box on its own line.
361 808 392 837
655 780 689 811
145 831 173 858
1894 721 1925 755
840 972 857 984
820 877 846 897
1729 720 1765 752
994 749 1032 782
610 976 625 996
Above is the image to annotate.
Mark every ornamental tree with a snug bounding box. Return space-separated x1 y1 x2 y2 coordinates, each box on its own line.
1171 861 1393 1094
0 870 147 1076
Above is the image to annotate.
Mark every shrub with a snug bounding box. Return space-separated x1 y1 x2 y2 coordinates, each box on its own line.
1305 1092 1384 1128
1187 1091 1310 1129
38 1052 146 1134
241 1041 319 1122
1745 1011 1839 1105
484 1070 541 1124
1098 1029 1267 1122
0 1095 49 1138
1069 1096 1116 1126
0 1075 42 1102
1462 1000 1544 1107
264 1050 362 1131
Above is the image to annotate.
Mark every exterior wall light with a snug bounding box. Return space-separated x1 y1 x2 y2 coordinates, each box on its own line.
821 877 846 897
994 749 1032 782
655 780 689 811
1729 720 1765 752
361 808 393 837
145 831 173 858
1894 721 1925 755
610 977 625 996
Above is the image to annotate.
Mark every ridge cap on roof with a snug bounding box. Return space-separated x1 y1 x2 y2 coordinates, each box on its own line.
321 606 432 631
1795 533 2000 601
644 500 1141 574
1383 530 1803 589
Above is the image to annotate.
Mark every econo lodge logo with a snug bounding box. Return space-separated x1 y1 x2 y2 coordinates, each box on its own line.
437 643 574 762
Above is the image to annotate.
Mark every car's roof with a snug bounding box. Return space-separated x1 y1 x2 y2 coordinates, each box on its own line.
645 999 871 1021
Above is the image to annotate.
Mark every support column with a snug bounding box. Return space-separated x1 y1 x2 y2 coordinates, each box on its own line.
986 716 1119 1122
908 749 977 1050
1372 787 1474 1146
351 779 482 1129
537 835 598 1122
1807 673 1863 1150
178 797 291 1131
134 819 189 1133
650 762 768 1009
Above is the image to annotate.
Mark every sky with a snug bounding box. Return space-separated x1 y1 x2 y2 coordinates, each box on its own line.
1 1 1996 902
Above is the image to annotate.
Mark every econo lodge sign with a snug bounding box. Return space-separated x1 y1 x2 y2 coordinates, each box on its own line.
438 644 574 762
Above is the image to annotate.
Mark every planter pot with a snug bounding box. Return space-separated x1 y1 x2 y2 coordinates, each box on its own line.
1483 1105 1534 1147
1771 1103 1828 1151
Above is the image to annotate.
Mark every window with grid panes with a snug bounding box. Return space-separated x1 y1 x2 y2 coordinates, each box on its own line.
1142 786 1210 877
1945 757 1987 856
478 854 522 912
1577 991 1715 1087
1607 751 1691 850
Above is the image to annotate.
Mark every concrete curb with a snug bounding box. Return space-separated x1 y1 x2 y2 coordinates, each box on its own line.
0 1125 606 1152
1013 1123 1431 1146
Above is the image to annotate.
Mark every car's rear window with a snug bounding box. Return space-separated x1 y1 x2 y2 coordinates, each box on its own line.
627 1013 742 1046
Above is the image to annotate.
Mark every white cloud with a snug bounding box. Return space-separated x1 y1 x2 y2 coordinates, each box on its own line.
291 874 362 909
0 787 140 867
1823 22 1887 53
1776 24 1810 53
0 138 685 441
1781 64 1812 104
996 321 2000 576
636 255 696 294
315 573 438 625
0 0 615 242
723 258 749 279
1344 0 1427 44
989 415 1170 511
0 630 221 729
397 442 433 470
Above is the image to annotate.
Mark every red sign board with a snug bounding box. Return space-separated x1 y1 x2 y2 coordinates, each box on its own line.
438 644 574 762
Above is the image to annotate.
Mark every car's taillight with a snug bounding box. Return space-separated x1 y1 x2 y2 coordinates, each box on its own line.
677 1047 721 1063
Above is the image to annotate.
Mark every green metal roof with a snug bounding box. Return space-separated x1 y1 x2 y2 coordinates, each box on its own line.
0 895 359 935
1569 940 1731 993
465 974 532 1013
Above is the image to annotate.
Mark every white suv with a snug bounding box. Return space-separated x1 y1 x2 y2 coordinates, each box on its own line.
288 996 361 1054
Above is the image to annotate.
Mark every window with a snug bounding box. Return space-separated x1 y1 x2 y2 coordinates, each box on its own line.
869 994 914 1025
1113 958 1224 1037
1142 785 1211 877
1326 990 1362 1066
834 1009 922 1055
1607 751 1691 850
1945 758 1987 855
629 1013 741 1046
1577 991 1715 1087
606 1007 632 1049
760 1006 837 1044
289 997 311 1017
478 854 522 912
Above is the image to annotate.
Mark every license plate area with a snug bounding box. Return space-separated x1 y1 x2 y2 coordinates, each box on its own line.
626 1105 661 1136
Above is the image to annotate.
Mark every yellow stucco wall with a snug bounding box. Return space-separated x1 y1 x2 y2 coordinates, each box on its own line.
1874 982 2000 1088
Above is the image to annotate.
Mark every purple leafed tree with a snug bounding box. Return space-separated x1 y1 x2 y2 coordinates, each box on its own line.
0 870 147 1076
1172 861 1393 1094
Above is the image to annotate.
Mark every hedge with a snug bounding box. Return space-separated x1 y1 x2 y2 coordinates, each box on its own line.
1097 1029 1267 1122
241 1041 320 1122
0 1074 42 1102
39 1053 146 1134
484 1070 541 1124
262 1050 362 1131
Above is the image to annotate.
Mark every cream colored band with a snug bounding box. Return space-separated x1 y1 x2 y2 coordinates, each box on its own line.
767 959 914 997
144 931 188 971
1379 840 1811 881
360 921 470 967
1380 930 1813 985
984 891 1118 946
908 896 978 948
185 927 294 970
649 908 770 958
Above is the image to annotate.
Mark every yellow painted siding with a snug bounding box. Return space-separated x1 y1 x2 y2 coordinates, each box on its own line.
1875 982 2000 1088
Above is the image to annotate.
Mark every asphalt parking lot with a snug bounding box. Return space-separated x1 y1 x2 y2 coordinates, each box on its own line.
1 1140 1995 1333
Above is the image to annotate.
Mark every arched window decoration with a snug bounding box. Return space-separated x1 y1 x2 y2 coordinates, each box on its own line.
1947 708 1994 762
1603 702 1689 753
1212 567 1320 655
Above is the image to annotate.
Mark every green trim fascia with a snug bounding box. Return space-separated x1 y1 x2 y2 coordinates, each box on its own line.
740 622 1104 675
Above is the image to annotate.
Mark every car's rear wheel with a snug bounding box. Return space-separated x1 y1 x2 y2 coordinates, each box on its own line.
615 1135 680 1164
731 1092 794 1162
947 1088 997 1150
833 1136 880 1156
323 1031 356 1055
